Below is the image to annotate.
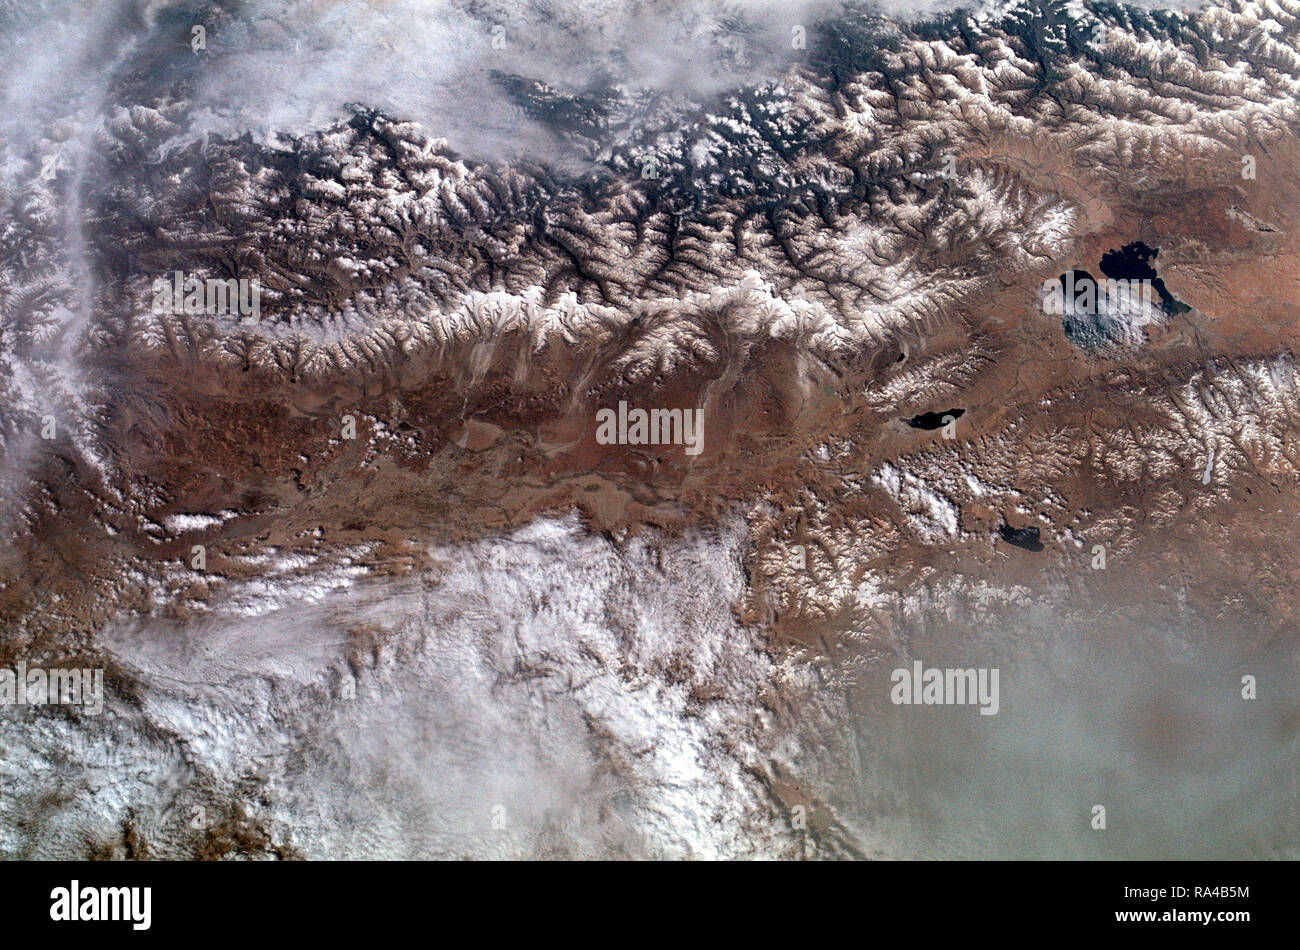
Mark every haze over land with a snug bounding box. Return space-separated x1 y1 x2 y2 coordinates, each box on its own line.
0 0 1297 858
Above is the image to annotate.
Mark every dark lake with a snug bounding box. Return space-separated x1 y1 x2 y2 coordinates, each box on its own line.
998 523 1044 552
906 408 965 430
1099 241 1190 315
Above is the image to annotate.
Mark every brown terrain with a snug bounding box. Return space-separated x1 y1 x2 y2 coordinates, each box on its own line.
1 0 1298 858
